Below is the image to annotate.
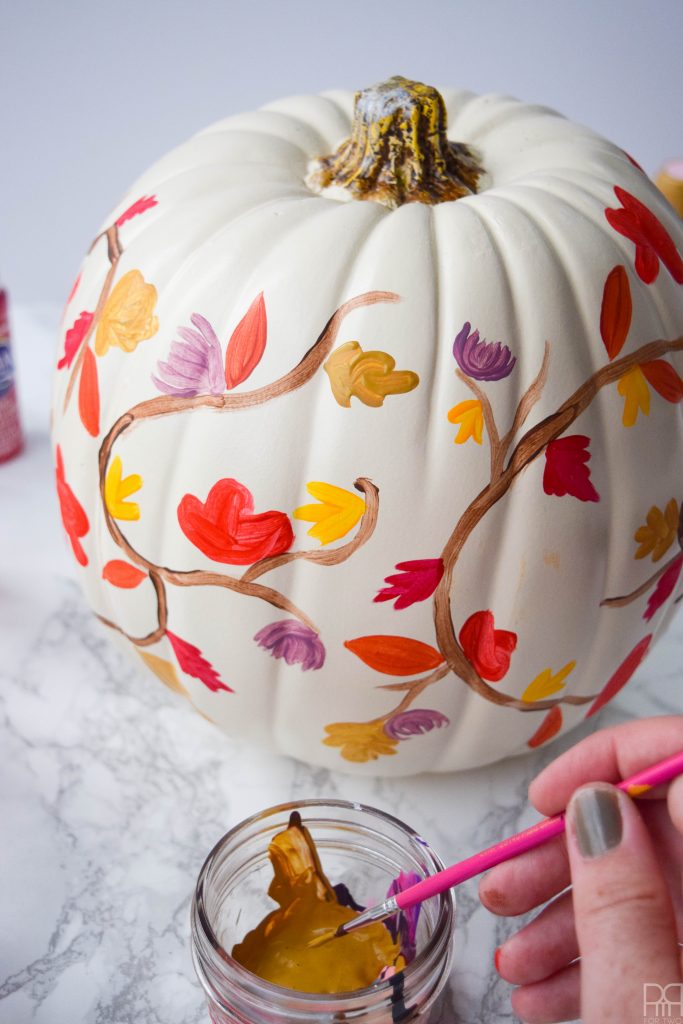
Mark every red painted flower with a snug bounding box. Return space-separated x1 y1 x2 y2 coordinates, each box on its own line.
459 610 517 682
644 555 683 622
178 478 293 565
543 435 600 503
605 186 683 284
586 635 652 717
55 445 89 566
374 558 444 610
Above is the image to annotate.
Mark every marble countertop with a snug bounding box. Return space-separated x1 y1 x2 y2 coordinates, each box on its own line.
2 305 681 1024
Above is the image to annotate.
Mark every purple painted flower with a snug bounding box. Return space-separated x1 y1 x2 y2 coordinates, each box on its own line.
384 709 450 740
152 313 224 397
375 558 444 610
453 322 516 381
385 870 423 962
254 619 326 671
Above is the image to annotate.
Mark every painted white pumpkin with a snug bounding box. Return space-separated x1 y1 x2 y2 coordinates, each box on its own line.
52 77 683 774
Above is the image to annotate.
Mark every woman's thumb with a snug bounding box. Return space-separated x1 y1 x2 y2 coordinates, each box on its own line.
566 782 680 1023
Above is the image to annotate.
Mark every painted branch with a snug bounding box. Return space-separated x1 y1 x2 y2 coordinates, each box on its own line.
601 553 680 607
456 370 502 480
241 478 380 583
499 341 551 466
96 569 168 647
434 335 683 710
63 225 122 411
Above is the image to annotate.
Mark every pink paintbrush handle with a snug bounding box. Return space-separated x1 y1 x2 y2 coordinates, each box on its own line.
396 747 683 913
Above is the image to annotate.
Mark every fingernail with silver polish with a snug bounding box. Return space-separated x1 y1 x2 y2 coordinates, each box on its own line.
570 786 623 858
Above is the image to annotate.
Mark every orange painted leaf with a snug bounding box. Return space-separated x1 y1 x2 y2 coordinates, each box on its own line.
102 560 148 588
600 265 632 360
640 359 683 403
78 346 100 436
225 292 267 389
527 706 563 749
344 635 444 676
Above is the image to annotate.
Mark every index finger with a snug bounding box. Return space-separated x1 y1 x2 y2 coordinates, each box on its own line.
529 715 683 816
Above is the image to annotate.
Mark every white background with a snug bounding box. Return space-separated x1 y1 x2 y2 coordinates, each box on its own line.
2 0 682 304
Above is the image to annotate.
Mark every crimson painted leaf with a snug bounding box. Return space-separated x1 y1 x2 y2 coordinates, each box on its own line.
644 555 683 622
115 195 158 227
55 445 89 566
600 265 632 360
344 635 444 676
586 635 652 717
178 478 293 565
543 435 600 502
78 346 100 436
102 560 148 588
374 558 444 610
166 631 233 693
640 360 683 404
57 311 93 370
225 293 267 389
458 610 517 682
527 707 563 749
605 186 683 284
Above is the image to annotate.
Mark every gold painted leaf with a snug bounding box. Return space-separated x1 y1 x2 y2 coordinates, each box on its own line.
138 650 188 696
634 498 680 561
293 481 365 545
447 399 484 444
322 720 398 762
521 661 576 703
324 341 419 408
105 455 143 521
617 366 650 427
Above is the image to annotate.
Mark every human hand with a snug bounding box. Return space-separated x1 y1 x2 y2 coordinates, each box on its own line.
480 716 683 1022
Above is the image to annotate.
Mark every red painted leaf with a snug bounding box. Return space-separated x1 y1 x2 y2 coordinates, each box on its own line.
78 346 100 436
102 560 148 588
543 435 600 503
644 555 683 622
225 293 267 389
459 610 517 682
166 630 233 693
605 186 683 284
344 635 444 676
55 445 89 566
57 311 93 370
115 195 158 228
640 360 683 403
374 558 444 610
178 477 293 565
586 634 652 717
600 265 632 360
623 151 645 174
527 706 563 749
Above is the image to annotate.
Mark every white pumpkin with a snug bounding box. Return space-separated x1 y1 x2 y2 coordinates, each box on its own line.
52 77 683 774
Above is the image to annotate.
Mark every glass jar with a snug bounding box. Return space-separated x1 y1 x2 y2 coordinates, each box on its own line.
191 799 455 1024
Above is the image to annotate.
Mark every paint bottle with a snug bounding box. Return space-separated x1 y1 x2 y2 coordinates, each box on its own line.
0 285 24 464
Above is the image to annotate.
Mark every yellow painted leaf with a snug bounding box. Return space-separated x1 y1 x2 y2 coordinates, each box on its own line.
522 660 576 703
95 269 159 356
324 341 419 408
447 399 484 444
293 481 365 546
138 650 188 697
617 366 650 427
105 455 143 521
634 498 679 561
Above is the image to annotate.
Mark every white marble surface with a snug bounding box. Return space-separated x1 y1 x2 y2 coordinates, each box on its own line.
1 305 682 1024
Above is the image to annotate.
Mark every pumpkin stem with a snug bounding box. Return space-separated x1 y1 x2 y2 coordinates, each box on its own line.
307 76 483 208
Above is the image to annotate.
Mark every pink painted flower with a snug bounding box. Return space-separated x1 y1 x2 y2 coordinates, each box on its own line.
374 558 444 610
644 554 683 622
453 322 516 381
152 314 224 397
254 619 325 670
384 709 450 740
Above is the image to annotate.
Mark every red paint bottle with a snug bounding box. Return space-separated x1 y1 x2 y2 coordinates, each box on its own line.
0 286 24 463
